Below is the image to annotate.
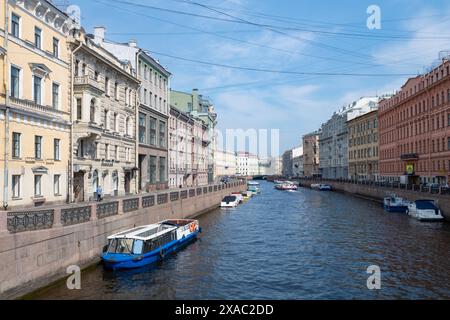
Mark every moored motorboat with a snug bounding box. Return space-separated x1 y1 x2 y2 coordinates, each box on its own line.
407 200 444 221
101 219 200 270
221 195 240 208
383 195 409 213
311 184 332 191
247 181 261 194
231 192 244 203
274 181 298 191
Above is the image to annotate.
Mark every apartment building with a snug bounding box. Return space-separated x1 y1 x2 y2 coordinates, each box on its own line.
302 130 320 177
0 0 72 209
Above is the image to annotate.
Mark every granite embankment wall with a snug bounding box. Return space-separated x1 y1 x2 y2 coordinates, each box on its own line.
0 182 245 299
297 178 450 221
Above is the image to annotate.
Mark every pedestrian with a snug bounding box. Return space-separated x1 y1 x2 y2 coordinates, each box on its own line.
96 185 103 202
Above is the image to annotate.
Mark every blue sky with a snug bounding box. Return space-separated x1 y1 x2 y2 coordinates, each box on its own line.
61 0 450 154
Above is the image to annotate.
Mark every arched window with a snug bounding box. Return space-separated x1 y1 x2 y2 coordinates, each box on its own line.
90 98 96 123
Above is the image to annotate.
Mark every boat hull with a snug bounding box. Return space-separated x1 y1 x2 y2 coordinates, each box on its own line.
101 231 198 270
383 205 408 213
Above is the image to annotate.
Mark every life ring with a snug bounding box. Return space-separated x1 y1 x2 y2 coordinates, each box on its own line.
189 223 196 232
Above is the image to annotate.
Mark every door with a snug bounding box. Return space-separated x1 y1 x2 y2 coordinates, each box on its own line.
124 171 131 194
73 171 84 202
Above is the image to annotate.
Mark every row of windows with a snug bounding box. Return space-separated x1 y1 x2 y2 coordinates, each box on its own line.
10 65 60 108
139 61 168 91
138 113 166 148
349 133 378 147
380 160 450 174
11 174 61 199
147 156 167 183
11 13 60 58
380 137 450 160
349 147 379 160
141 88 167 113
349 119 378 134
77 140 132 162
11 132 60 161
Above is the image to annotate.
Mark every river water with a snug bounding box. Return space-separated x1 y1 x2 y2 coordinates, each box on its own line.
33 181 450 299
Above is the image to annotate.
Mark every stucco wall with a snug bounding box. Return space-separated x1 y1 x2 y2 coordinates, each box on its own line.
0 182 245 299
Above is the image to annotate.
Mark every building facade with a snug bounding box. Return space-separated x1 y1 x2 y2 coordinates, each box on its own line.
282 149 293 177
258 157 282 176
214 149 237 178
69 28 140 202
0 0 71 209
348 110 379 181
169 106 208 188
379 58 450 184
100 30 171 192
302 130 320 177
319 97 379 179
171 89 217 183
236 152 258 176
292 146 303 177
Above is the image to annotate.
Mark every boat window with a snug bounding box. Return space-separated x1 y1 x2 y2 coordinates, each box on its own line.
415 201 437 210
107 238 134 254
223 196 236 202
133 240 143 255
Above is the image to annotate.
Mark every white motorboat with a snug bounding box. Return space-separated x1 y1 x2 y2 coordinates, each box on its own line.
221 195 240 208
407 200 444 221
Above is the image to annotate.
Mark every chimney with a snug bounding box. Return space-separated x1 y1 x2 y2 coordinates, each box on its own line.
129 39 137 48
93 26 105 45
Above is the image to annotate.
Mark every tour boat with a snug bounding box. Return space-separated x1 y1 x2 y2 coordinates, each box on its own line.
221 195 240 208
407 200 444 221
383 195 409 213
274 182 298 191
247 181 261 194
101 219 200 270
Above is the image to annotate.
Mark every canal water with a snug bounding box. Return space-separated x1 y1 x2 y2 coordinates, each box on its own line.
33 181 450 299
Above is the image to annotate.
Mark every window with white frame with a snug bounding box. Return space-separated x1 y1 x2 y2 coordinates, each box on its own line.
11 13 20 38
34 27 42 49
34 175 42 197
54 138 60 161
54 174 61 195
12 132 21 158
10 65 21 98
12 175 21 198
33 75 42 105
52 82 59 109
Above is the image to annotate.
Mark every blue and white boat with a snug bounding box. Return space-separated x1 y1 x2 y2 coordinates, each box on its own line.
101 219 200 270
383 195 409 213
247 181 261 194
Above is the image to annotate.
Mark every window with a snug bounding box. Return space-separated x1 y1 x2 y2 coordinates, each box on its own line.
105 77 110 95
11 14 20 37
12 175 20 198
90 99 96 123
144 88 147 104
105 144 110 160
114 113 119 132
34 175 42 197
34 27 41 49
105 110 110 130
126 117 131 136
114 145 119 160
159 157 166 182
114 82 119 100
54 175 61 195
76 98 82 120
139 113 146 143
33 75 42 104
10 66 20 98
35 136 42 159
54 139 60 161
53 37 59 58
149 156 157 183
159 121 166 148
52 83 59 109
149 117 157 146
12 132 21 158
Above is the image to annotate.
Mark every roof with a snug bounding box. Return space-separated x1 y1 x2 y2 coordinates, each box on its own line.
107 223 177 241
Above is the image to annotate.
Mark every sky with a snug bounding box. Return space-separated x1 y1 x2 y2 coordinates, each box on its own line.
57 0 450 155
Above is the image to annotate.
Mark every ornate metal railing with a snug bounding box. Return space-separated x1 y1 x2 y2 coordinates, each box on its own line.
123 198 139 213
170 192 179 202
61 206 91 226
157 193 168 205
189 189 196 197
97 201 119 219
180 190 188 199
142 195 155 208
197 187 202 195
214 185 218 192
7 209 54 233
203 187 208 194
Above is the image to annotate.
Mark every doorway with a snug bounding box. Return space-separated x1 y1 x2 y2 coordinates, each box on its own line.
73 171 85 202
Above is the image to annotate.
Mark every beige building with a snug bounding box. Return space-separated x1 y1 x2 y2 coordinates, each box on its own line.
302 130 320 177
348 110 379 181
169 106 209 188
0 0 72 209
214 149 237 178
69 28 140 202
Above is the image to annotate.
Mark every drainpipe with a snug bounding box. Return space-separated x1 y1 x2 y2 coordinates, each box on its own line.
3 1 10 210
175 111 182 188
69 38 83 203
135 50 143 193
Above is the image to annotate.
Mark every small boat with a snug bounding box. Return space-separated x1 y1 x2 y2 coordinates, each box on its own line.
383 195 409 213
311 184 332 191
231 192 244 203
241 191 252 201
101 219 200 270
274 182 298 191
221 195 240 208
274 180 284 184
407 200 444 221
247 181 261 194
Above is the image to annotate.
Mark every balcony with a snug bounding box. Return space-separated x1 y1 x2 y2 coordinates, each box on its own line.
74 75 104 94
9 96 69 119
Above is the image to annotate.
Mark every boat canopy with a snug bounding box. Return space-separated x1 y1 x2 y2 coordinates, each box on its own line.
107 223 177 241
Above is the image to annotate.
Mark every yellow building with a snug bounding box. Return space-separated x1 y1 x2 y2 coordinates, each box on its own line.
347 110 380 181
0 0 72 209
